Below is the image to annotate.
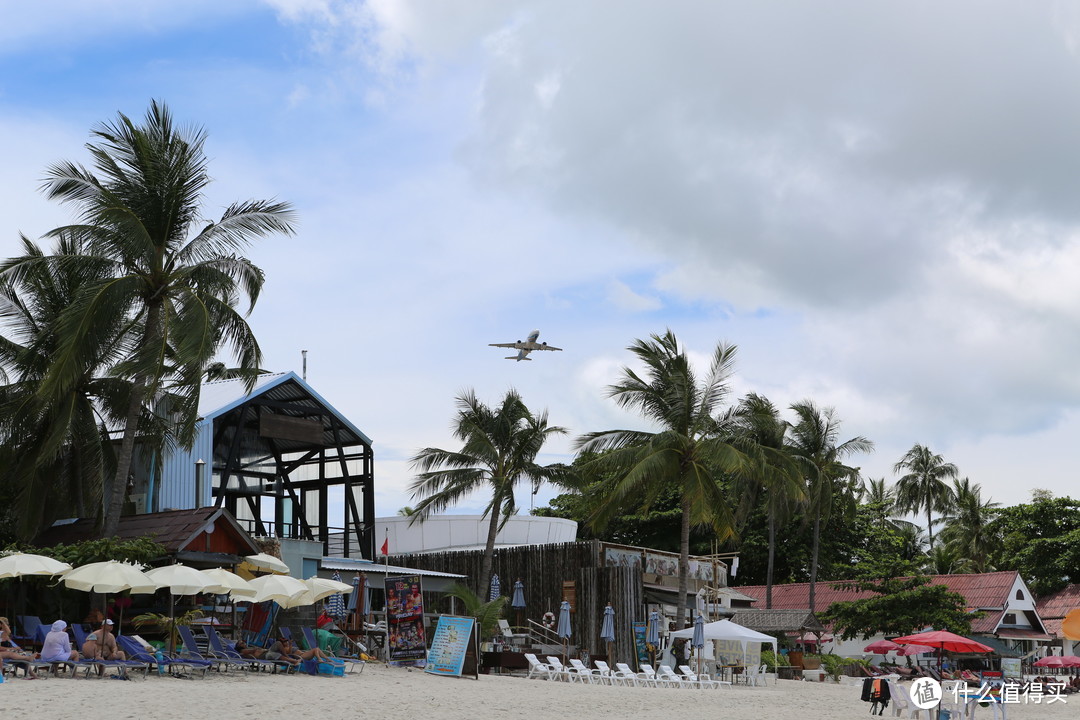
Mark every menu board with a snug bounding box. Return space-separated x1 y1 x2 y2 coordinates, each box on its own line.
425 616 475 677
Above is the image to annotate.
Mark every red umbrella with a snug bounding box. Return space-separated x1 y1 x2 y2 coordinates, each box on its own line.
1060 655 1080 667
891 631 993 654
895 644 936 656
864 639 900 654
1034 655 1068 668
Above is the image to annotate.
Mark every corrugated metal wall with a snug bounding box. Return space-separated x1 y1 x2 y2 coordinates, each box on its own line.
158 419 215 511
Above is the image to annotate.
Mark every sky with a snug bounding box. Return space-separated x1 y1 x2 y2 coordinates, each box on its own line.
2 1 1080 529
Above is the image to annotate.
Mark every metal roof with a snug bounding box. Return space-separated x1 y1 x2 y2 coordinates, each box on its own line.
198 371 373 446
320 557 465 580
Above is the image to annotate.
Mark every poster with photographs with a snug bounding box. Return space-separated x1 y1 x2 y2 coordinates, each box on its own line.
604 546 643 569
385 574 427 664
645 552 679 578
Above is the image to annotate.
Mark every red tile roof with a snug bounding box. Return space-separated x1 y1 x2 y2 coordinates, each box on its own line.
1035 584 1080 620
734 571 1021 634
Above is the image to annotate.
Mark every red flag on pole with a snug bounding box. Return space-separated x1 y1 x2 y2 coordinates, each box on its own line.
380 536 389 556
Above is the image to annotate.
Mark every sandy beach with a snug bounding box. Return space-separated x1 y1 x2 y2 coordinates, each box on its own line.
2 664 1074 720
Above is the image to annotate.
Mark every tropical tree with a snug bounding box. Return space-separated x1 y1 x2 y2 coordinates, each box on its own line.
409 388 570 596
0 234 133 537
893 444 958 550
937 478 999 572
786 401 872 612
576 330 746 627
17 101 295 536
732 393 804 609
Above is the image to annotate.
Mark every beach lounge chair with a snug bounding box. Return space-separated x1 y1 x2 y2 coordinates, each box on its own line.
202 626 284 673
592 660 617 685
652 664 695 686
116 636 210 678
638 664 675 688
524 653 555 680
545 656 576 682
14 616 43 646
615 662 654 687
299 626 362 674
568 658 602 683
176 626 232 673
609 662 641 687
679 665 728 689
70 624 150 679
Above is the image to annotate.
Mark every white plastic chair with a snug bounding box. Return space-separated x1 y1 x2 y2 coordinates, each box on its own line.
743 663 768 687
592 660 617 686
569 658 601 683
639 664 675 688
614 662 644 687
524 653 555 680
546 656 575 682
658 664 695 688
887 679 927 719
679 664 728 689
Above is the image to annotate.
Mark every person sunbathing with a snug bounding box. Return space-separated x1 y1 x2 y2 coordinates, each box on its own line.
0 647 39 679
233 639 268 659
265 636 336 666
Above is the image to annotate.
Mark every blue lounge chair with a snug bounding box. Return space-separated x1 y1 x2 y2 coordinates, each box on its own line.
176 626 230 673
71 624 150 679
116 636 211 678
202 625 286 673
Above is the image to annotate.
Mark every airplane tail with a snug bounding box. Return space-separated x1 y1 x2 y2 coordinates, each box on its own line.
506 356 532 361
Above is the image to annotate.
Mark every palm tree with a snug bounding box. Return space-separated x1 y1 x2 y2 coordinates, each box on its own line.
893 444 958 550
733 393 805 609
786 401 872 612
937 478 999 572
576 330 746 627
409 388 569 596
861 477 902 531
24 101 295 536
0 234 134 537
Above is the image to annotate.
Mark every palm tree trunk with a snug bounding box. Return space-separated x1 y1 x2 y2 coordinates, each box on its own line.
766 514 776 610
677 495 691 629
103 374 147 537
809 512 822 613
926 506 935 550
479 499 502 598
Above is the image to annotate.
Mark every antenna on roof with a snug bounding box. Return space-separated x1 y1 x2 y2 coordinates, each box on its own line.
302 350 308 381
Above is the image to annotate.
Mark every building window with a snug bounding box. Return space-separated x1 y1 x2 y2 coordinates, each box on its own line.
1016 590 1024 601
1003 613 1016 625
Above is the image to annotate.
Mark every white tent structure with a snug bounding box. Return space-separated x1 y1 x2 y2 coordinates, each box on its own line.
670 618 778 678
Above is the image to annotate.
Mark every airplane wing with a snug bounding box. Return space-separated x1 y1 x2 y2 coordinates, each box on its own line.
525 342 562 351
489 342 527 349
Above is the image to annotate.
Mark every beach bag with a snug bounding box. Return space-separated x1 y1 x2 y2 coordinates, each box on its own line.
302 659 319 676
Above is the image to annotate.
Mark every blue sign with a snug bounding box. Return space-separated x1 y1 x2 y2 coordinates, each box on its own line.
425 616 475 677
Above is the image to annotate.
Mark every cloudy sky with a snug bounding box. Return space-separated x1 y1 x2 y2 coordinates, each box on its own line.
2 1 1079 527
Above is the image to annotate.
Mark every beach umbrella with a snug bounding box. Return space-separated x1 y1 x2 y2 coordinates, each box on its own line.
62 561 157 633
892 630 993 672
895 644 935 656
199 568 256 599
145 564 214 653
246 574 308 605
0 552 72 578
1060 655 1080 667
489 574 501 602
600 603 616 664
692 612 705 676
1034 655 1067 668
863 639 896 657
557 600 572 663
283 576 354 610
325 571 348 620
647 610 661 668
243 553 290 574
511 579 526 627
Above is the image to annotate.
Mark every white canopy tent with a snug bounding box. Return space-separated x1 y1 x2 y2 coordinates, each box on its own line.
670 618 778 677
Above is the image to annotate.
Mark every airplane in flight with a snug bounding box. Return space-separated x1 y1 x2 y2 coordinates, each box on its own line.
489 330 563 361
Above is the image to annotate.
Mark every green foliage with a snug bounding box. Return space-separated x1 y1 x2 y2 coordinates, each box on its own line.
9 536 166 566
818 652 849 681
822 576 978 641
985 493 1080 596
442 581 510 639
760 648 779 671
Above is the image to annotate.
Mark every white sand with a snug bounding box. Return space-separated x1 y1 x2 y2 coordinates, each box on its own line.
2 664 1073 720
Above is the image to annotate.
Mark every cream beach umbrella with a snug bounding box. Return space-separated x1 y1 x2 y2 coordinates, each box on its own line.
62 561 157 633
145 564 215 653
247 574 308 605
0 552 72 578
200 568 256 599
279 576 354 610
243 553 289 574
